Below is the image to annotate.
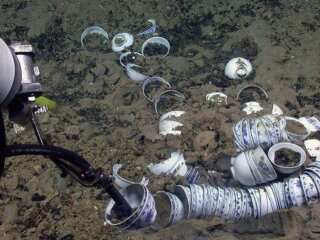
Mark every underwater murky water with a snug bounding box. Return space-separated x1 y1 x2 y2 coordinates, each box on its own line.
0 0 320 239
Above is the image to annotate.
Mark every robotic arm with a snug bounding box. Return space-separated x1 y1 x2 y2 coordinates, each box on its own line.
0 37 132 218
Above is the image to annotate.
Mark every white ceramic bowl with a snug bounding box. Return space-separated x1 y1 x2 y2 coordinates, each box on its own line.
300 173 318 205
105 184 156 230
251 147 277 181
231 152 256 186
152 191 184 229
225 57 253 79
288 177 305 207
174 185 191 219
268 143 306 174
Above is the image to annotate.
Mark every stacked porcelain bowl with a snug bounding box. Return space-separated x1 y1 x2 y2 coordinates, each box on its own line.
231 146 278 186
105 160 320 229
232 114 288 151
170 183 288 221
160 161 320 224
299 161 320 206
174 184 250 220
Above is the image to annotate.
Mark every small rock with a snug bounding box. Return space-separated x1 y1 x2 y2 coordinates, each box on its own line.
165 56 190 73
55 176 68 192
32 193 46 202
307 220 320 233
33 165 43 175
73 63 87 74
139 125 162 141
85 73 94 83
213 14 223 23
65 125 80 137
28 177 39 192
91 64 106 77
3 203 19 224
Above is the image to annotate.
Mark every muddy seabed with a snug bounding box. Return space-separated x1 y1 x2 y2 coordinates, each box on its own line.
0 0 320 239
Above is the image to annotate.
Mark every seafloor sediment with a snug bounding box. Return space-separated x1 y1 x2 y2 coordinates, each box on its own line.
0 0 319 239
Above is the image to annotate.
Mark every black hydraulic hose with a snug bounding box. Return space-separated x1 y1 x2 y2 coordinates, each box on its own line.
0 112 6 177
5 144 91 170
5 143 133 217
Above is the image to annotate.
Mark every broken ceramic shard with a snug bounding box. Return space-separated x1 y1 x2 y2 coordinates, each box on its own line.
304 139 320 157
236 85 268 101
141 37 170 57
225 57 252 79
185 167 201 184
159 110 185 136
112 164 149 188
111 33 134 52
137 19 157 36
80 26 109 46
272 104 284 115
119 51 144 67
298 116 320 133
147 151 188 177
206 92 228 104
242 101 264 115
125 63 149 82
154 90 185 115
143 77 171 103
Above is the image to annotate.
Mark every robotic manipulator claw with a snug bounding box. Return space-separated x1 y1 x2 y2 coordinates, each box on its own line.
0 37 44 125
0 37 132 218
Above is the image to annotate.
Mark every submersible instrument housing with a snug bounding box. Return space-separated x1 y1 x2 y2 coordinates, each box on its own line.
0 37 132 218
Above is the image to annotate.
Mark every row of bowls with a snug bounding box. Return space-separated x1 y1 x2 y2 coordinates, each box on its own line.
232 114 288 151
163 162 320 224
172 183 287 221
105 160 320 230
231 143 306 186
174 184 251 221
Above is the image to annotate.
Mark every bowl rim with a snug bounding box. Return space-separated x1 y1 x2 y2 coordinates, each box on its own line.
267 142 306 170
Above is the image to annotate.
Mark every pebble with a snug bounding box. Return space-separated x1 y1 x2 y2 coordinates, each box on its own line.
55 176 68 192
65 125 80 137
85 73 94 83
91 64 106 77
3 203 19 224
73 63 87 74
33 165 43 175
165 56 190 73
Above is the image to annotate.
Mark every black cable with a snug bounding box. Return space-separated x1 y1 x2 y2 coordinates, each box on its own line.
1 120 133 217
0 112 6 177
5 144 91 170
5 143 133 216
